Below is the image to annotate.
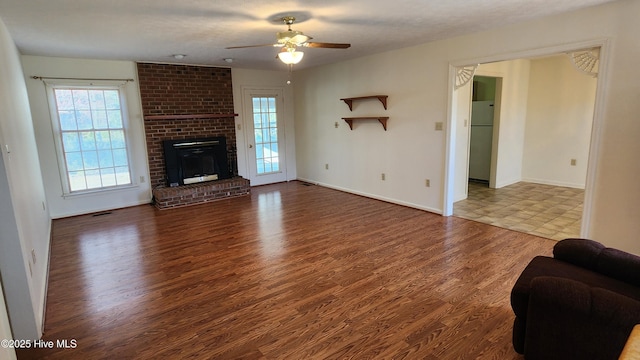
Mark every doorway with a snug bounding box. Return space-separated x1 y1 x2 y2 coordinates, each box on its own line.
242 88 288 186
446 46 602 240
468 76 498 187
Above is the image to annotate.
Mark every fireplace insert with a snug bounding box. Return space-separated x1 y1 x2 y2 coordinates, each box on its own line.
163 137 230 187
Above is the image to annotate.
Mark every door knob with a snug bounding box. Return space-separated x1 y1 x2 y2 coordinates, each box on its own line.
249 144 253 148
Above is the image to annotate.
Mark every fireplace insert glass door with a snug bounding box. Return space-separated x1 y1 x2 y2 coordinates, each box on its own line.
244 88 287 186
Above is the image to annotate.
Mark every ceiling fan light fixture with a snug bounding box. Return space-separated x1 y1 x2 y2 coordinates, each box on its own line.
278 48 304 65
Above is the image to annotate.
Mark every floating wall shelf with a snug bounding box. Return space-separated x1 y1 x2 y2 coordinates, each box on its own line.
340 95 388 111
340 95 389 130
342 117 389 131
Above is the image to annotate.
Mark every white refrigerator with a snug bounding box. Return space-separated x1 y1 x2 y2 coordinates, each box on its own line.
469 101 494 182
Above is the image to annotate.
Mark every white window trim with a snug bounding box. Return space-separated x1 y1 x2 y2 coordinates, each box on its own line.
45 80 137 197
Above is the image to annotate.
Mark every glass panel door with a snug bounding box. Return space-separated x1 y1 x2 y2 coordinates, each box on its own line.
243 88 287 186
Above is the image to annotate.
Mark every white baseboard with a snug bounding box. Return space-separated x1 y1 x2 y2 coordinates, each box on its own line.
296 177 443 215
521 178 585 189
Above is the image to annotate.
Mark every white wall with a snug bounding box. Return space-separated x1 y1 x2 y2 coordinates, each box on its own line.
295 44 446 213
21 56 152 218
0 18 49 339
523 55 596 188
295 0 640 255
231 68 297 182
0 280 17 360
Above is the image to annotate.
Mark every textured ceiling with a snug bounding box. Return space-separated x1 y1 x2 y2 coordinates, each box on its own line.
0 0 616 71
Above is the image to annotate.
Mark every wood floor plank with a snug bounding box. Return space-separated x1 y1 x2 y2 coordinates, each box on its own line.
19 181 554 359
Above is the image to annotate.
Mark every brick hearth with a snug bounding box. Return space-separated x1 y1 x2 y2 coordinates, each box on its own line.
152 177 250 210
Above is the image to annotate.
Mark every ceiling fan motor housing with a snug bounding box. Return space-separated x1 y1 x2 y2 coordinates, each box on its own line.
277 30 310 46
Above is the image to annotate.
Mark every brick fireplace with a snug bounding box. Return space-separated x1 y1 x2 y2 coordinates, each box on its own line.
137 63 250 209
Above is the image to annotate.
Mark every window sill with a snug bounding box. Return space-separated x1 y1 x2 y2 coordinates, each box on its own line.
62 183 140 199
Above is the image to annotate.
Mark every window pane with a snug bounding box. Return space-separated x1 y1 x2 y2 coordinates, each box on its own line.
115 167 131 185
55 90 74 110
82 151 99 170
262 129 270 143
76 111 93 130
72 90 90 109
92 110 108 129
104 91 120 109
79 131 96 150
252 98 261 112
107 110 122 128
68 171 86 191
95 131 111 149
89 91 105 109
65 152 84 171
256 144 264 158
112 149 128 167
62 133 80 152
268 98 276 112
110 130 125 148
100 168 116 187
98 150 114 167
58 111 77 130
85 169 102 189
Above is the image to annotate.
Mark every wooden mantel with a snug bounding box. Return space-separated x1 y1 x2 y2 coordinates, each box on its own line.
144 113 238 121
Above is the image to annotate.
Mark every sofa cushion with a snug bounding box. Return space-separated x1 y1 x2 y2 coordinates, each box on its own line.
511 256 640 320
524 276 640 360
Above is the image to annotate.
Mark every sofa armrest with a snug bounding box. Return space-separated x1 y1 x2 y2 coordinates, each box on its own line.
553 239 640 287
525 276 640 360
597 248 640 287
552 238 605 270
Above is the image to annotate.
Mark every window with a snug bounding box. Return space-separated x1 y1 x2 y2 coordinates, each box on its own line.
49 86 132 194
251 96 280 174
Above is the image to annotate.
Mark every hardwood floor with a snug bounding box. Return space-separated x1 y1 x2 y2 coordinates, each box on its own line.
21 181 555 359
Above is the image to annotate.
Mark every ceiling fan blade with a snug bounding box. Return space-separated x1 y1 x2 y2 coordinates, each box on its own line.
225 44 278 49
304 42 351 49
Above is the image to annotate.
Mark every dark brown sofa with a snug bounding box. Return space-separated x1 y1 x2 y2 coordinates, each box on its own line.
511 238 640 359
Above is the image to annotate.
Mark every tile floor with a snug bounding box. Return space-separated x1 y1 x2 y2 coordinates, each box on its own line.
453 181 584 241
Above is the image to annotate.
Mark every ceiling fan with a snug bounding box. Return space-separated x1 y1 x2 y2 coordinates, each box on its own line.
226 16 351 65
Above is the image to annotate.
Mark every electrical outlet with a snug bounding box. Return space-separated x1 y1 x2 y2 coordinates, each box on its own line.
571 159 577 166
381 173 386 181
425 179 431 187
325 164 329 170
435 122 443 131
140 176 146 183
334 121 339 128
